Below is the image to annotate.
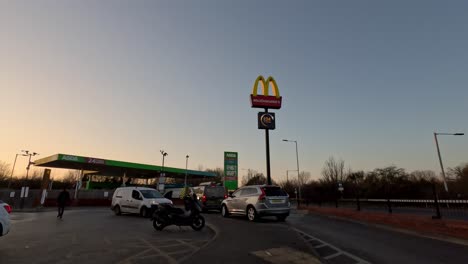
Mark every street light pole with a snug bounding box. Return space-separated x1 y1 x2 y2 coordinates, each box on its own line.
160 150 168 189
433 132 464 192
20 150 38 209
8 153 27 189
283 139 301 204
23 150 39 181
185 155 189 188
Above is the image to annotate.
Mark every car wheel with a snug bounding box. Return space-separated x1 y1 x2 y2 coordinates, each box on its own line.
247 206 258 222
276 215 288 222
221 205 230 218
114 205 121 216
140 207 149 218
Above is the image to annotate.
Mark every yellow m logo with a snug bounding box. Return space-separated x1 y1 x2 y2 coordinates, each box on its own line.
252 76 280 98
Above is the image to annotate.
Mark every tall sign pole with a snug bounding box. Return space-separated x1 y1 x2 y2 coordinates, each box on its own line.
250 76 282 186
264 108 272 185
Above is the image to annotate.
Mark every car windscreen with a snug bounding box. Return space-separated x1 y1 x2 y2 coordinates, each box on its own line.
263 187 288 197
204 186 225 197
140 190 163 199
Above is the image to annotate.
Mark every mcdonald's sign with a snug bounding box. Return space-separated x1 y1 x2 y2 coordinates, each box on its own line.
250 75 282 109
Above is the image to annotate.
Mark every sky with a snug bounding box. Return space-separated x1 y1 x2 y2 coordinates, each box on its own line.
1 0 467 182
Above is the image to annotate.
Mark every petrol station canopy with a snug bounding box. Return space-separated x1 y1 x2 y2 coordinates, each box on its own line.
33 153 216 179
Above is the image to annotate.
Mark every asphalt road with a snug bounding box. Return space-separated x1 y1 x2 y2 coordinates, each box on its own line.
0 208 316 264
287 212 468 264
3 208 468 264
187 212 316 264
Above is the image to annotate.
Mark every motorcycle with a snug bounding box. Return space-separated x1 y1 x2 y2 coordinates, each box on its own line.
151 192 205 231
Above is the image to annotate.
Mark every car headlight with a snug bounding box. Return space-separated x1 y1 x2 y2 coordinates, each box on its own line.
151 200 158 205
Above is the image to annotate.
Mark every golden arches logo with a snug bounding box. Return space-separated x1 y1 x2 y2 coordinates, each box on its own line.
250 75 282 109
252 76 280 98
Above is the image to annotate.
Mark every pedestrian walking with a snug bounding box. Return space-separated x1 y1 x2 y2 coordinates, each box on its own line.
57 188 70 219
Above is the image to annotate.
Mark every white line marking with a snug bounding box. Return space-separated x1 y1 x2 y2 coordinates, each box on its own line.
293 227 372 264
324 252 342 259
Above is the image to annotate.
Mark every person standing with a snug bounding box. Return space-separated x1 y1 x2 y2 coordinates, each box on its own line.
57 188 70 219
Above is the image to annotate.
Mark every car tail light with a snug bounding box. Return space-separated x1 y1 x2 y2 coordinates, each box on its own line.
258 188 266 202
202 195 207 203
224 194 228 199
4 204 12 214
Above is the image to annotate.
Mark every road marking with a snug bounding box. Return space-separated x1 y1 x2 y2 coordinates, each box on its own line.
324 252 342 260
140 238 178 264
293 227 372 264
176 239 199 250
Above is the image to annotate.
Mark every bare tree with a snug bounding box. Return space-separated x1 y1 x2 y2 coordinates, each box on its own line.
0 161 10 180
298 171 311 185
321 156 345 184
410 170 437 181
63 170 81 184
447 164 467 180
241 169 258 186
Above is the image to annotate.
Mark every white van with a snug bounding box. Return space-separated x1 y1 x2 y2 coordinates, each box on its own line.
111 187 172 217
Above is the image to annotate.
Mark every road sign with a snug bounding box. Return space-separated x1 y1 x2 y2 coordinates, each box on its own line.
258 112 276 130
224 152 238 190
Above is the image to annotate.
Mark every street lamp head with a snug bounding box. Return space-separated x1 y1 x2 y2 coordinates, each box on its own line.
282 139 288 142
186 155 189 158
454 133 464 136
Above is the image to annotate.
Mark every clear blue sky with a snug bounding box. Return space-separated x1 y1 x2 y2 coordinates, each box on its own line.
1 0 467 181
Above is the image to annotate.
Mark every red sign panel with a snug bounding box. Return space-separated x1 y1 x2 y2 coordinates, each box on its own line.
250 95 282 109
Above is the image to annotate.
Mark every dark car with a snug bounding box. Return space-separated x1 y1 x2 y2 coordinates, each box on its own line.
193 185 227 212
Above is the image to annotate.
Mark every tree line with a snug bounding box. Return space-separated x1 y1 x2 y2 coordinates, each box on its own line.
237 157 468 201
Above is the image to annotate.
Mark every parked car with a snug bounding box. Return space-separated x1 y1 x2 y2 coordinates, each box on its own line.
193 184 227 212
111 187 172 217
0 200 12 236
221 185 290 221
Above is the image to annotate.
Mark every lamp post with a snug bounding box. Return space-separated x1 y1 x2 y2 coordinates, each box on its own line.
160 150 168 176
8 152 28 189
185 155 189 187
159 150 168 189
23 150 39 181
282 139 301 204
20 150 38 209
433 132 464 192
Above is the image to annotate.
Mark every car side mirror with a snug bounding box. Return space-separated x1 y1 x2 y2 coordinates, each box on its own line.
230 194 236 198
138 194 143 200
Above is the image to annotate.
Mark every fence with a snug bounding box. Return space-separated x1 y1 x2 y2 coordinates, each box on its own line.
302 198 468 221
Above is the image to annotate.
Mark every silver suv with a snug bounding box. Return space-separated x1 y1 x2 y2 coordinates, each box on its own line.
221 185 290 222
